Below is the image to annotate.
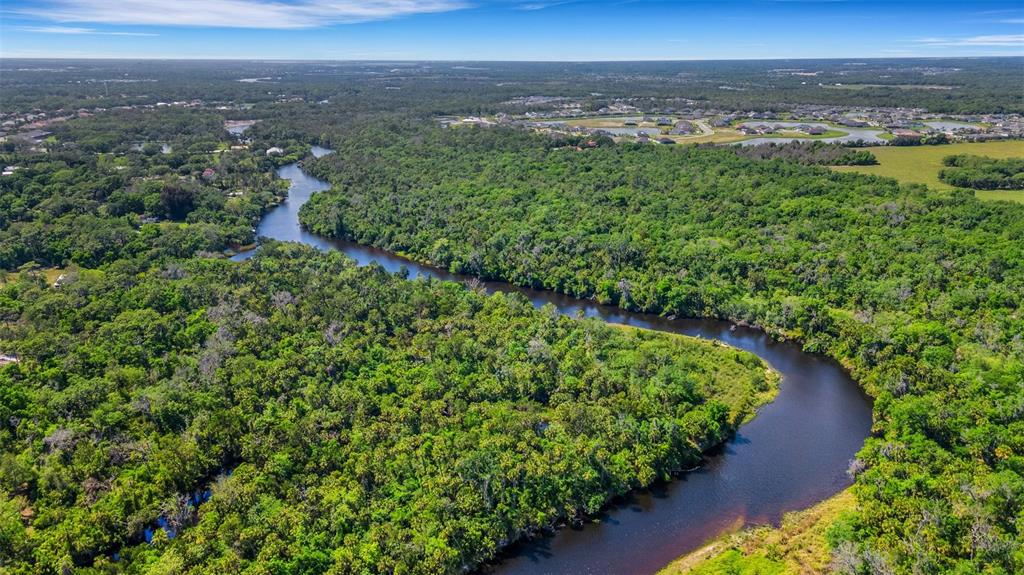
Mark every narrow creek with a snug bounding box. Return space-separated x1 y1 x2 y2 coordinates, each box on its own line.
232 146 873 574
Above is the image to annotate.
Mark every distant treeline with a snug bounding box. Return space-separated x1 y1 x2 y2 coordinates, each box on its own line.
939 154 1024 190
2 57 1022 115
726 141 878 166
890 132 951 146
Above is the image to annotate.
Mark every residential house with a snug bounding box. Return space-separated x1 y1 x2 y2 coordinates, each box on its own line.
669 120 694 135
891 129 923 143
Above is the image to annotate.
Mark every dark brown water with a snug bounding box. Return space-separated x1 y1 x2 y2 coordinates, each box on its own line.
234 149 873 574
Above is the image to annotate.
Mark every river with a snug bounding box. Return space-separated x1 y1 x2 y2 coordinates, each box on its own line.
233 147 873 574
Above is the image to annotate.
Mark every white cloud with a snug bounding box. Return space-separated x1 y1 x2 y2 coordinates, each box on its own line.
975 8 1024 16
15 0 469 29
516 0 574 10
19 25 158 36
915 34 1024 47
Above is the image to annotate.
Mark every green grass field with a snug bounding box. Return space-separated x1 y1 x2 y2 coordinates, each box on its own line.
0 267 65 286
770 129 847 139
832 140 1024 203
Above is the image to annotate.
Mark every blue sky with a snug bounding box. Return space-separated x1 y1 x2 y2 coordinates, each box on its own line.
1 0 1022 60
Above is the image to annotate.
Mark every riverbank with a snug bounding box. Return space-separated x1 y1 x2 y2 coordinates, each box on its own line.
658 489 856 575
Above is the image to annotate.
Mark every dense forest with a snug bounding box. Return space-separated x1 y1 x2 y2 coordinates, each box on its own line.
3 58 1023 116
0 109 292 270
727 141 878 166
0 242 773 574
939 154 1024 190
300 122 1024 574
2 58 1023 575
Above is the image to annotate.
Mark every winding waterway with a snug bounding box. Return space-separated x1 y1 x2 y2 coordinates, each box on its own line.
233 147 873 574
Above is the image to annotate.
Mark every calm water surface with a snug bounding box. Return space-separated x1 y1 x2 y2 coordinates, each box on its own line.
737 120 886 145
234 149 874 574
923 120 980 131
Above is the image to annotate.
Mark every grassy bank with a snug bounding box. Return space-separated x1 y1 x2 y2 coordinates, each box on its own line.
658 490 857 575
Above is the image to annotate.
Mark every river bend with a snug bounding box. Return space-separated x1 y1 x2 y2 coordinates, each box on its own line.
233 147 873 574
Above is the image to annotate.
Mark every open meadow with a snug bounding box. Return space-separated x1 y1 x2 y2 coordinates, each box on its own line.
832 140 1024 202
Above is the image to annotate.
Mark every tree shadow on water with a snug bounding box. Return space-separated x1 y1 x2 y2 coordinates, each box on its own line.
722 433 753 455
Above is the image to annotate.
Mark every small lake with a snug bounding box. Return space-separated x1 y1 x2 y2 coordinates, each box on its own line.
923 120 980 131
129 143 172 154
225 121 258 136
232 150 873 574
538 119 664 137
737 121 886 145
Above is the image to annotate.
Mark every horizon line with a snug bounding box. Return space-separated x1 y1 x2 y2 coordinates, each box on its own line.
2 55 1023 63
